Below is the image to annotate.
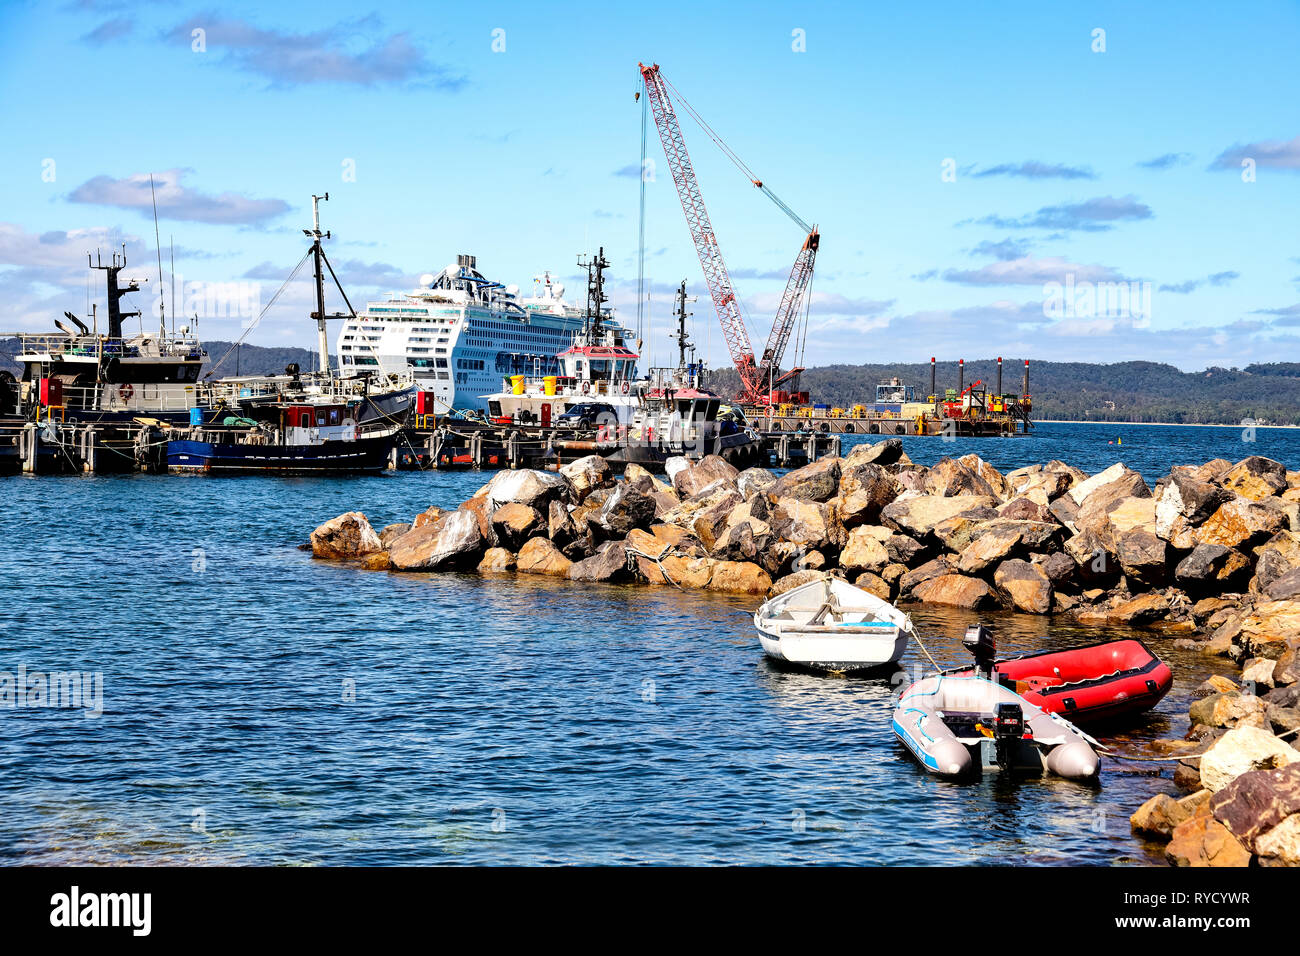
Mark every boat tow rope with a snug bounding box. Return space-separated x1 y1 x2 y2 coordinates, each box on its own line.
1092 723 1300 763
623 544 682 588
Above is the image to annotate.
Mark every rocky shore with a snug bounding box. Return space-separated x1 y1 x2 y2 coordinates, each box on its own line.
307 439 1300 866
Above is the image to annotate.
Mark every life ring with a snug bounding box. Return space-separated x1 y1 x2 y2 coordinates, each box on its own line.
581 380 591 395
118 383 134 401
621 380 630 395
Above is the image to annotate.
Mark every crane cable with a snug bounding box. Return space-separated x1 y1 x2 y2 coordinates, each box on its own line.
661 74 811 235
636 85 648 343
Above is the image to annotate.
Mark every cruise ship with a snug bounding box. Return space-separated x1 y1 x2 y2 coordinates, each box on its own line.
336 255 631 414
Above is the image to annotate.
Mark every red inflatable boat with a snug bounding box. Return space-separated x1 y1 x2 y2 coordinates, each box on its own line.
955 628 1173 724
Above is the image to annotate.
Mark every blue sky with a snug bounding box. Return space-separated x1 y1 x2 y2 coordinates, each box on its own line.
1 0 1298 372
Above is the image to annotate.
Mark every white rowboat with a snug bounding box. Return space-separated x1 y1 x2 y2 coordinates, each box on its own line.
753 576 913 673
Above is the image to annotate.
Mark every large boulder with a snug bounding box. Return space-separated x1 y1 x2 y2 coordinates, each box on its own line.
1175 544 1233 585
568 540 633 583
1198 726 1300 792
388 510 485 571
599 476 661 536
840 526 891 574
310 511 383 559
1165 808 1252 867
490 502 546 551
769 456 842 503
1265 567 1300 601
1230 601 1300 661
1107 592 1170 626
690 491 747 551
1209 764 1300 853
1196 497 1289 549
736 467 778 501
1064 529 1119 583
897 556 954 598
480 468 571 510
1220 456 1288 501
957 454 1011 499
993 559 1053 614
997 496 1053 523
880 494 997 540
769 568 828 597
913 574 1000 610
711 519 770 563
1131 792 1198 841
845 437 903 466
706 560 773 594
1256 814 1300 865
769 497 848 551
1116 528 1168 587
956 523 1026 574
515 536 573 576
1068 462 1151 508
558 454 612 503
836 462 900 527
1156 472 1230 539
477 547 516 573
1189 693 1269 730
925 457 1003 499
673 454 740 499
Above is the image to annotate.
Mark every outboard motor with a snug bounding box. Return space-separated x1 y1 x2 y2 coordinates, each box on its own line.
992 701 1026 770
962 624 996 679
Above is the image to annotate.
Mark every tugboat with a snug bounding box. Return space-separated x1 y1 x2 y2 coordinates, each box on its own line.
166 195 405 475
600 279 763 468
483 248 646 427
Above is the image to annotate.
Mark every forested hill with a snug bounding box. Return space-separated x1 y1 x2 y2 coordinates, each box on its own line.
0 338 317 379
705 360 1300 426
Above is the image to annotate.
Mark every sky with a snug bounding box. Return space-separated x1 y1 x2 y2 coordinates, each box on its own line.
1 0 1298 373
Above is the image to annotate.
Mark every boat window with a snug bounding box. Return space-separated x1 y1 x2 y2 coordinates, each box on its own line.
329 409 340 425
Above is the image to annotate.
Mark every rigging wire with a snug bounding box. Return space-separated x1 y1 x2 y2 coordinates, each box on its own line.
203 249 312 379
661 74 811 235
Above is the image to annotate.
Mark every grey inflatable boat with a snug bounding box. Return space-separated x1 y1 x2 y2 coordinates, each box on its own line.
893 672 1101 782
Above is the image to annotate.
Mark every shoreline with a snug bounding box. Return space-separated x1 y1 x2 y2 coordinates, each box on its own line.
1034 420 1298 429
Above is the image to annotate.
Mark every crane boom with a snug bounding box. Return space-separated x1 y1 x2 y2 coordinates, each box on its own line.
639 62 760 395
756 227 818 395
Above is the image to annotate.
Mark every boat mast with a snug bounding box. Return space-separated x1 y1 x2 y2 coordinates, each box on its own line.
308 193 331 376
673 278 693 372
578 247 609 339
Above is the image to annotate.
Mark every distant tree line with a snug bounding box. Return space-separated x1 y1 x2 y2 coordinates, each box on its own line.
705 359 1300 426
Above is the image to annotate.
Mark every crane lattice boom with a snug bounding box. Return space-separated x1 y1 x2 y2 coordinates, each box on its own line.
639 62 759 394
638 62 818 404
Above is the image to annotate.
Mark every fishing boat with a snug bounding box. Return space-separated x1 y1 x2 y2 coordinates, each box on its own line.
166 399 396 475
893 664 1101 782
953 626 1172 724
753 576 914 673
167 195 404 475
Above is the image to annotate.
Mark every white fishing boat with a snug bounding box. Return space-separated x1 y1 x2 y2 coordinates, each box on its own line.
753 576 914 673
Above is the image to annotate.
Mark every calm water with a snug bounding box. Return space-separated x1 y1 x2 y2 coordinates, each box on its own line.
0 422 1284 866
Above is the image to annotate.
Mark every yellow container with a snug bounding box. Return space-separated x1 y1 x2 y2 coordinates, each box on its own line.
511 375 525 395
543 376 557 396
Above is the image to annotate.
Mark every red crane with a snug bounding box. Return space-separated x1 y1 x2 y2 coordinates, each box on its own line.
639 62 818 405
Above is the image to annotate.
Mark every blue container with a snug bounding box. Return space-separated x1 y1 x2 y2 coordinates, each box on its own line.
189 407 204 426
